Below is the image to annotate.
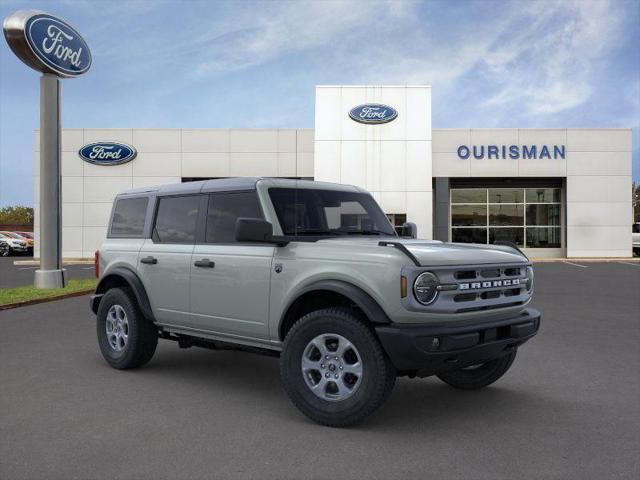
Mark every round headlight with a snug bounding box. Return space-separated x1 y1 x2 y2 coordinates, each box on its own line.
525 266 534 293
413 272 439 305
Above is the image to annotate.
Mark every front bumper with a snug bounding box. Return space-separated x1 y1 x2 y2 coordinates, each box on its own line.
375 308 541 376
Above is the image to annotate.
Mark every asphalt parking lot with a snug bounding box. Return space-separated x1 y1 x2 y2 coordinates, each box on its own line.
0 256 95 289
1 262 639 480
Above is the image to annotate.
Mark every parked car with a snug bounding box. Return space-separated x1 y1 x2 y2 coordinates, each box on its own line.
633 223 640 256
0 239 9 257
0 232 28 256
91 178 540 427
7 231 34 250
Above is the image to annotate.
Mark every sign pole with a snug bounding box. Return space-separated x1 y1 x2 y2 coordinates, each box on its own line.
35 73 66 288
4 9 91 289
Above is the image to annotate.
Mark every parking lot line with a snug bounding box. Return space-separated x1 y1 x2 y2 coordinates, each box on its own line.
563 261 588 268
617 261 640 267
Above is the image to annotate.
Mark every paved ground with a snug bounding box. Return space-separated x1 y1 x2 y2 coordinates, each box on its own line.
0 256 95 289
1 263 638 480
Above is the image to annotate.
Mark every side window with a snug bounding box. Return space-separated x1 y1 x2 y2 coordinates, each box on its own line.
110 197 148 237
206 192 263 243
153 195 200 244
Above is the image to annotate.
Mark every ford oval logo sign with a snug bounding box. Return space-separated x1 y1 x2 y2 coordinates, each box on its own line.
3 10 91 77
79 142 137 166
349 104 398 125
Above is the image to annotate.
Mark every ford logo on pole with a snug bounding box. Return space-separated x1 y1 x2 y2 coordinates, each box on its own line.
349 104 398 125
79 142 137 166
3 10 91 77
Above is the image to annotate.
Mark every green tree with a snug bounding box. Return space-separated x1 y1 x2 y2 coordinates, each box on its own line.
0 205 34 226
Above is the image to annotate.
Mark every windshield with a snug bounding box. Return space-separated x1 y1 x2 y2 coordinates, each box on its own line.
268 188 396 237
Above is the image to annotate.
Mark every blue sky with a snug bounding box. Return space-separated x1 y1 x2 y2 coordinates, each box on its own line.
1 0 638 206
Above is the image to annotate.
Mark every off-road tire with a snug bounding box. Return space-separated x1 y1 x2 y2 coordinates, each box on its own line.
280 308 396 427
436 349 517 390
96 287 158 369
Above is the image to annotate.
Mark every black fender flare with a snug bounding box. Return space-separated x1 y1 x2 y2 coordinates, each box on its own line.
92 267 154 321
280 279 392 338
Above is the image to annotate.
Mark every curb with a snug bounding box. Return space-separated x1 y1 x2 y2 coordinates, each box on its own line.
0 289 94 311
13 259 93 266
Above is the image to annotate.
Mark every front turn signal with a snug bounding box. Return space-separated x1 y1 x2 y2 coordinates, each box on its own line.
400 275 407 298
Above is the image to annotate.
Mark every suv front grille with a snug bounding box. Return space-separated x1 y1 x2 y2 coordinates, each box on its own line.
404 263 531 314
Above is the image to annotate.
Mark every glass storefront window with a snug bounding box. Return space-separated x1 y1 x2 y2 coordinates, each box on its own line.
488 204 524 226
489 228 524 247
489 188 523 203
452 228 487 244
451 189 486 203
451 186 562 249
526 227 561 248
451 205 487 226
526 204 561 226
526 188 561 203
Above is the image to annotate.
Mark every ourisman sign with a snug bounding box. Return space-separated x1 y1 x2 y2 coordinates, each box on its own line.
457 144 566 160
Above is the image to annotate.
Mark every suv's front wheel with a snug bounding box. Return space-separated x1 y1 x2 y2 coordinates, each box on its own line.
280 308 396 427
96 287 158 369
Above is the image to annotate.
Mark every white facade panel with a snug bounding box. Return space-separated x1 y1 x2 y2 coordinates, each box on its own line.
132 129 181 153
315 85 433 238
131 152 181 177
433 152 471 177
181 129 229 153
181 152 230 177
61 129 84 152
229 129 278 153
566 176 632 203
229 152 278 176
83 129 133 145
62 203 83 227
83 203 113 227
566 151 631 176
567 129 632 152
432 129 471 153
83 177 132 203
131 177 180 189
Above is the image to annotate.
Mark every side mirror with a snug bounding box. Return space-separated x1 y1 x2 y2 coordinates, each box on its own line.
235 218 288 246
401 222 417 239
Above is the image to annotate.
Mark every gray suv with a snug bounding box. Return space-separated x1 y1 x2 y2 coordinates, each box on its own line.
91 178 540 426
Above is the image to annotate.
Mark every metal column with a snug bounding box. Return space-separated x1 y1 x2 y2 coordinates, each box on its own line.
34 73 66 288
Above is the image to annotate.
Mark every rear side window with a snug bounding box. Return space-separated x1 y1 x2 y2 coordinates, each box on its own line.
206 192 263 243
153 195 200 244
110 197 148 237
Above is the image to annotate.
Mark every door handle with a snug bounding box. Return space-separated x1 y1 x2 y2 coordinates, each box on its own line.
194 258 215 268
140 256 158 265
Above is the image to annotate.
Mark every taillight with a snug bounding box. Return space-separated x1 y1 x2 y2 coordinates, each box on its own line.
94 250 100 278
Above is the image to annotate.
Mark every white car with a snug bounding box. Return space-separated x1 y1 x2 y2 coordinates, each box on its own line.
0 232 28 256
633 223 640 256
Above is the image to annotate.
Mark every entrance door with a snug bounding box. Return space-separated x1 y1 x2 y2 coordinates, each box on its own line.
189 191 274 341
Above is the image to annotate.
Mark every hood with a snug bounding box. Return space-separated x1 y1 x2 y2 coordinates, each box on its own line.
315 237 528 266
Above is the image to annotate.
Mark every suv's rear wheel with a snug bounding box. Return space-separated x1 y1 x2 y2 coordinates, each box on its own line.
97 287 158 369
280 308 395 427
436 349 517 390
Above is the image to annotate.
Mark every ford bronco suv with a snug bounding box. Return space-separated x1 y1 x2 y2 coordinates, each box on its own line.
91 178 540 427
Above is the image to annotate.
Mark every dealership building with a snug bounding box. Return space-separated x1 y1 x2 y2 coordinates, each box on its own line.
33 85 634 259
